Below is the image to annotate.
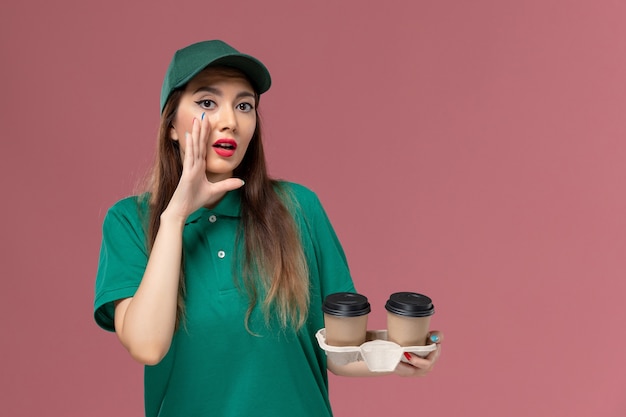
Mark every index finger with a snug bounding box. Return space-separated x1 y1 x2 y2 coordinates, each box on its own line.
198 111 211 159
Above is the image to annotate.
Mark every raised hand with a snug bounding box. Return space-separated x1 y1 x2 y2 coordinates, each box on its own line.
164 114 244 222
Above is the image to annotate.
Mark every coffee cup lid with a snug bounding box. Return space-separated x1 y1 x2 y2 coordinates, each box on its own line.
385 292 435 317
322 292 371 317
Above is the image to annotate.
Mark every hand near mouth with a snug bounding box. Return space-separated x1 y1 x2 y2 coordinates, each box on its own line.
164 115 244 222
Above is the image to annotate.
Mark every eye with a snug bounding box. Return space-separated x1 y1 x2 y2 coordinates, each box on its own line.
237 102 254 112
195 100 216 110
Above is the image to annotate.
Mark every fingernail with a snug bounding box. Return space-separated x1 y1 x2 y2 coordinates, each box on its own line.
430 334 440 343
201 112 205 120
404 352 412 361
240 180 245 186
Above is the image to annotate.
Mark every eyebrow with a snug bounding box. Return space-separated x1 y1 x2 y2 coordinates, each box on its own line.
192 86 256 100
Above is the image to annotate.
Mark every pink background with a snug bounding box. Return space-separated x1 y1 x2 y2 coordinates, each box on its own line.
2 0 625 416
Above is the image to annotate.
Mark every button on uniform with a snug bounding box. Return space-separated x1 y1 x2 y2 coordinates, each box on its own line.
217 250 226 259
209 215 217 223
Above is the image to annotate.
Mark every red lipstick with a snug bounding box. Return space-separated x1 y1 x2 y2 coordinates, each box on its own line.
212 139 237 157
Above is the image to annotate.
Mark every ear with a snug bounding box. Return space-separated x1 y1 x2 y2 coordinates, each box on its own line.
170 125 179 141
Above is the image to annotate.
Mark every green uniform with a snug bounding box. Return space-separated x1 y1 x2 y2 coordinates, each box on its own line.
94 182 355 417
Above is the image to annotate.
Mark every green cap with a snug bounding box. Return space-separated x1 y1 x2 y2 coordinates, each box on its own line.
160 40 272 113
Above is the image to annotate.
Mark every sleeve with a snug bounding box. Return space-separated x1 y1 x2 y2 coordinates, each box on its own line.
93 198 149 332
290 184 356 298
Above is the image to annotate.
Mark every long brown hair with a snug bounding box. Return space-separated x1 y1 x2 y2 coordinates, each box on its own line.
143 67 309 332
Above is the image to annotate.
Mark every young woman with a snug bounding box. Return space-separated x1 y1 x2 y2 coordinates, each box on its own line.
94 39 443 417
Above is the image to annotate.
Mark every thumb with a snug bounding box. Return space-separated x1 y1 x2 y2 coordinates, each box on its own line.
212 178 246 194
427 331 443 344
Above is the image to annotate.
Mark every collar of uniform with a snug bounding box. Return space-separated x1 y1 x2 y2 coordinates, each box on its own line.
184 189 242 225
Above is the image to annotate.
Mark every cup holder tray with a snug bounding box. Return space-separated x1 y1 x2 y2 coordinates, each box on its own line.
316 329 437 372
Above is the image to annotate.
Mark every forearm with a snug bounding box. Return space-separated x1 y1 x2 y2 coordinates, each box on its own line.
116 213 186 365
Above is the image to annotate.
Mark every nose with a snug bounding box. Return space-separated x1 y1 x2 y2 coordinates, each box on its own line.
215 107 237 132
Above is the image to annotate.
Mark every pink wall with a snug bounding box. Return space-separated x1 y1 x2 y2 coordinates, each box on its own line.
2 0 625 416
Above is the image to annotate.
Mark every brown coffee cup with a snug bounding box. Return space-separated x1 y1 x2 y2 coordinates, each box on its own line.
322 292 371 347
385 292 435 346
